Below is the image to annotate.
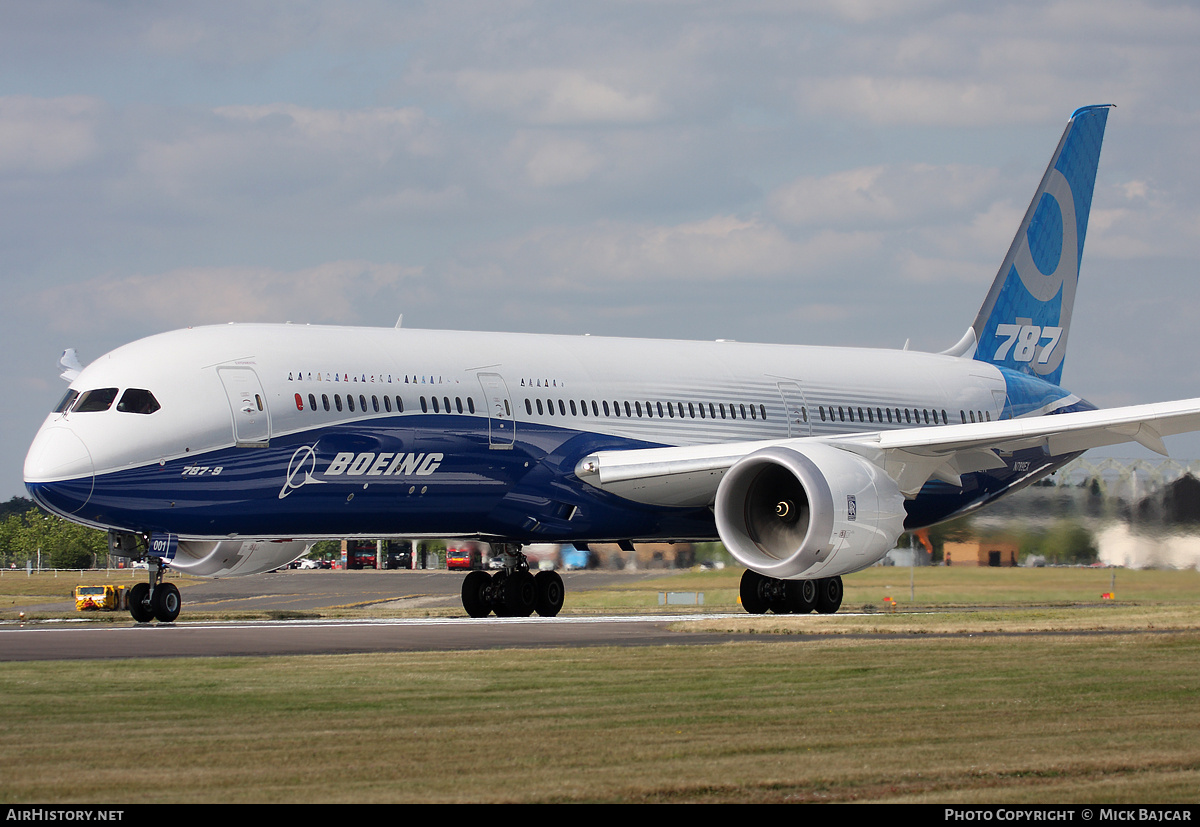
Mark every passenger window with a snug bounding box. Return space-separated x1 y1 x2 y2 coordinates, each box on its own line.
74 388 119 413
117 388 161 415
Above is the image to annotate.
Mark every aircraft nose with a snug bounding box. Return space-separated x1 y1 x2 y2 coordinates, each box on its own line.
24 425 95 514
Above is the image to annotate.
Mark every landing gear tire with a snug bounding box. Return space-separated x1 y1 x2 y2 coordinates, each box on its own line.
739 569 770 614
502 570 537 617
816 576 843 614
128 582 154 623
787 579 818 614
457 544 570 619
152 582 181 623
461 570 492 618
534 570 564 617
491 570 510 617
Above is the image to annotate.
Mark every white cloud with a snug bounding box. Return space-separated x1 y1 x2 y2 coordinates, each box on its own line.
214 103 437 159
508 133 603 187
0 95 103 173
770 163 1002 228
31 261 420 334
453 216 883 293
452 69 661 124
796 76 1053 127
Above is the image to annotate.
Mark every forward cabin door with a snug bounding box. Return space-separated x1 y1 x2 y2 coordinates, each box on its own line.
218 366 271 447
477 372 516 449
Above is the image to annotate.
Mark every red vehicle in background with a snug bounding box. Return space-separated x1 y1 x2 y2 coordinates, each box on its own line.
446 542 483 571
346 541 379 569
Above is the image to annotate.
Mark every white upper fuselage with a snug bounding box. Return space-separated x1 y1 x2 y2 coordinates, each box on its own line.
26 322 1015 495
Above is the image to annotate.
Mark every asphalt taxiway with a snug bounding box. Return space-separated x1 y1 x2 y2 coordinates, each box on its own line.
1 569 746 661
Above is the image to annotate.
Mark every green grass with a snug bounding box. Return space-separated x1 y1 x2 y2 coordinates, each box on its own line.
3 565 1199 803
1 633 1198 803
561 565 1199 613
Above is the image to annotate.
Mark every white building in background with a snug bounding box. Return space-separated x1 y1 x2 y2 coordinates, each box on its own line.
937 457 1200 571
1095 523 1200 570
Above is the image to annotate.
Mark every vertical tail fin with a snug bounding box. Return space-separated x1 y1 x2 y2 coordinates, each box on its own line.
971 105 1112 386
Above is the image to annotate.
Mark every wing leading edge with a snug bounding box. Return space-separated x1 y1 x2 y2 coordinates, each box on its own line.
574 397 1200 507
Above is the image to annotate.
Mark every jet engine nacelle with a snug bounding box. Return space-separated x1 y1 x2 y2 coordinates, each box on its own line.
714 444 906 580
171 539 312 577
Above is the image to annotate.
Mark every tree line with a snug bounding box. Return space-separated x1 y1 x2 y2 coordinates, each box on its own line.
0 497 108 570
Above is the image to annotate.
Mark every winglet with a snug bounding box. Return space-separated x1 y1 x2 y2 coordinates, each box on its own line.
58 349 82 382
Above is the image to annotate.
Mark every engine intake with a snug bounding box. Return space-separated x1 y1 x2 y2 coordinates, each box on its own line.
714 444 906 579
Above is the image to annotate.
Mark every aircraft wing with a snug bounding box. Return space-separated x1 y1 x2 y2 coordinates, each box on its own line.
574 397 1200 506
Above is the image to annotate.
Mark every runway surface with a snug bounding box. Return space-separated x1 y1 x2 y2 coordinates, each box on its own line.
0 614 753 661
1 568 750 661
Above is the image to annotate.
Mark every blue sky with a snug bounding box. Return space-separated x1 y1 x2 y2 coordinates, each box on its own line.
5 1 1200 498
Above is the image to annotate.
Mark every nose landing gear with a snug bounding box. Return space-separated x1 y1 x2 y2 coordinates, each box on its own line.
127 557 181 623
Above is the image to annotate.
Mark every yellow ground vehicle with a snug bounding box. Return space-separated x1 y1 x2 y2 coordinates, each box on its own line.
74 585 125 612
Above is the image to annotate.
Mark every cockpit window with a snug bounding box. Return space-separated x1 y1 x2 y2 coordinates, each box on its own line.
73 388 119 413
117 388 161 415
54 389 80 413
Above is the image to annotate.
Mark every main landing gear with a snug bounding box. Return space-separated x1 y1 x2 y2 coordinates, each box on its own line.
127 557 181 623
739 569 842 615
460 543 565 619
